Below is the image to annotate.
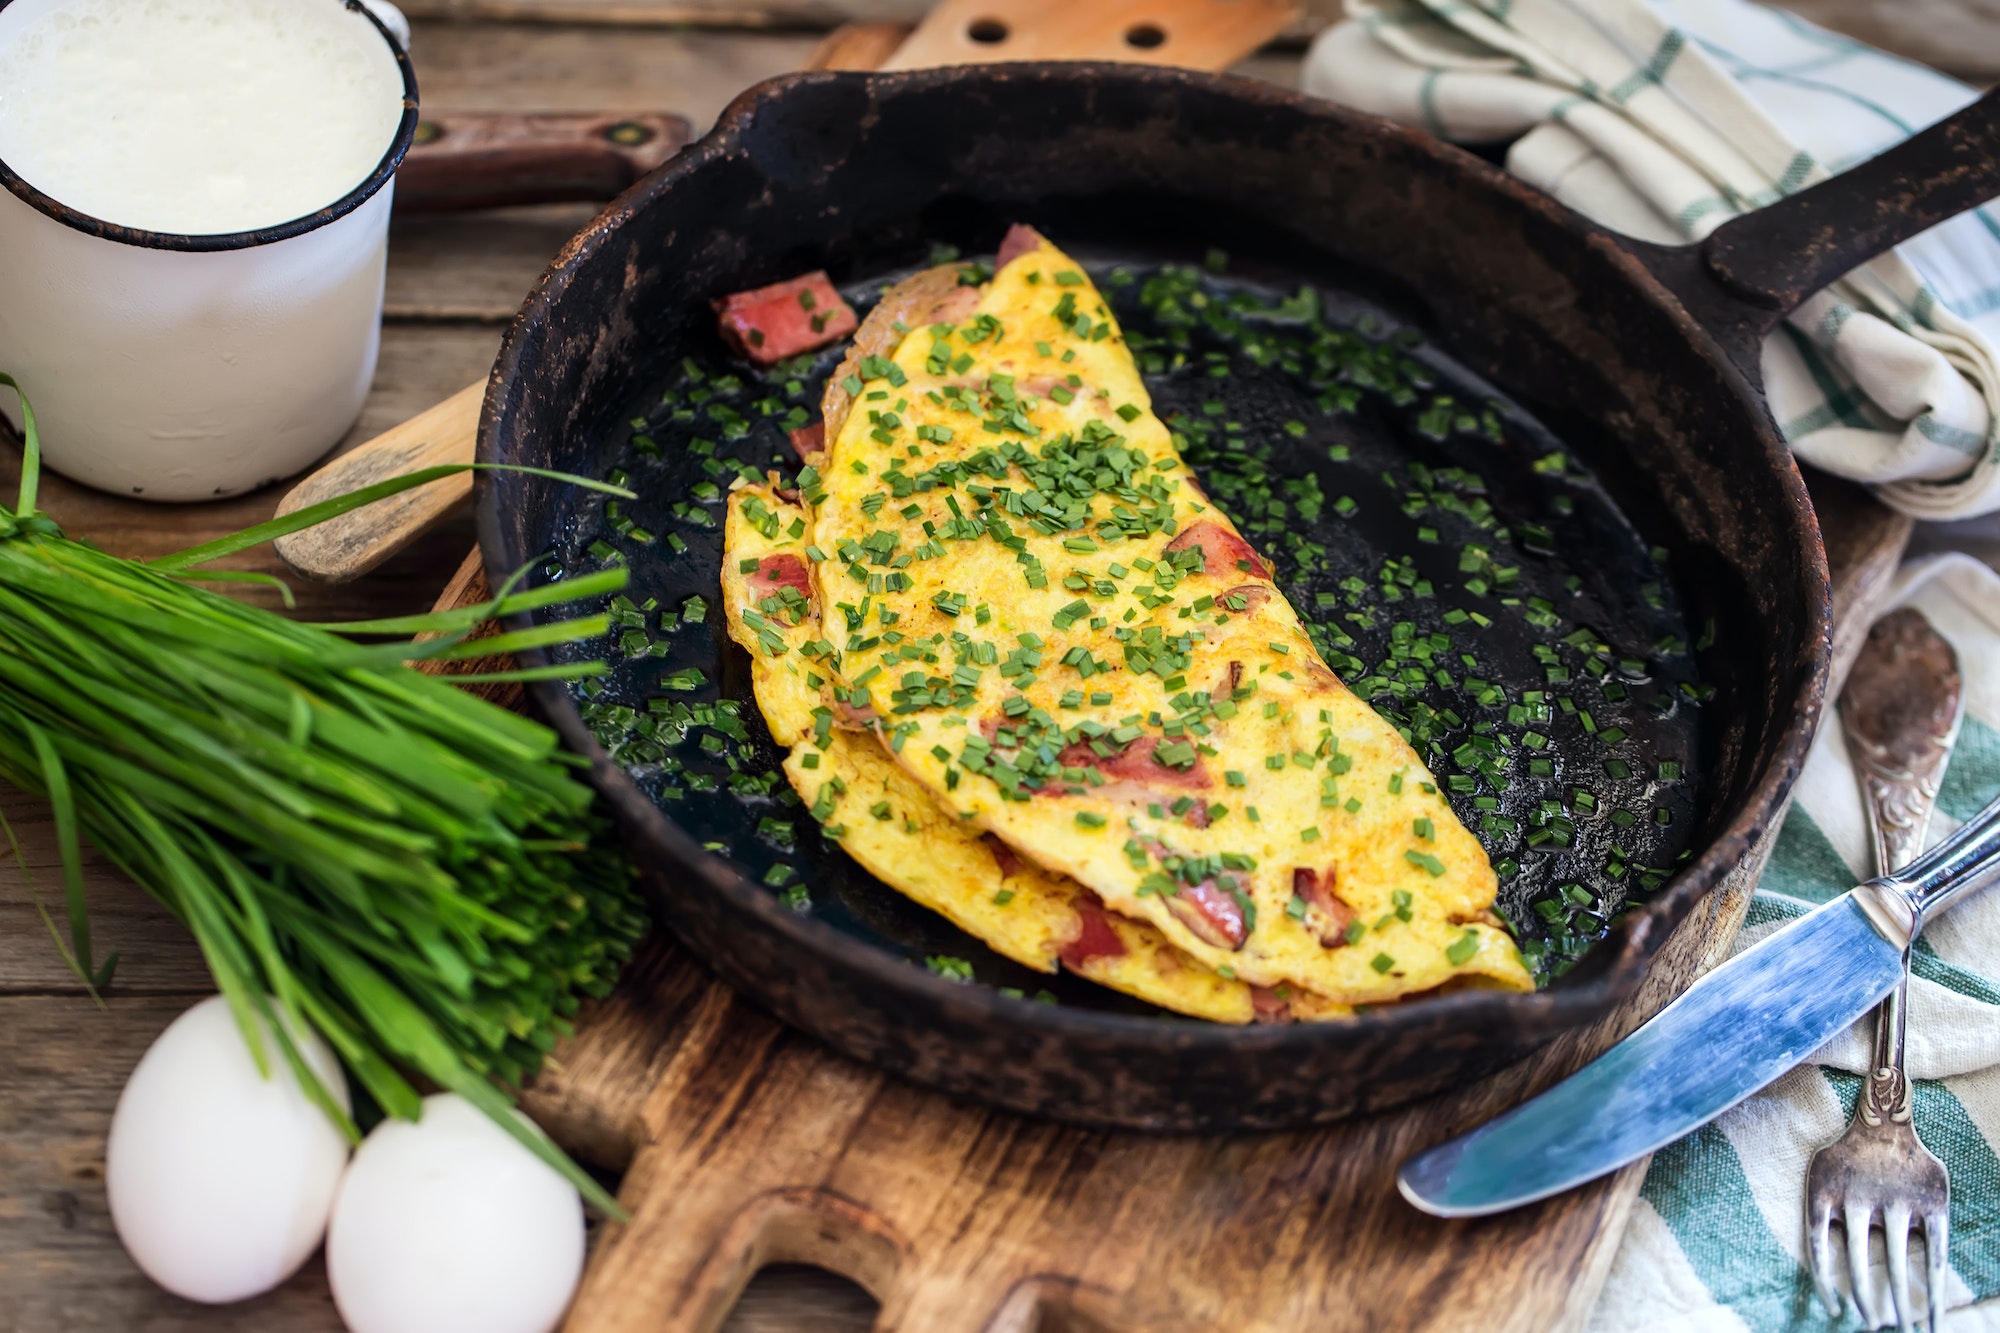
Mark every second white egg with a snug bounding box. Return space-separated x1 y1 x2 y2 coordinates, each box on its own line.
327 1092 586 1333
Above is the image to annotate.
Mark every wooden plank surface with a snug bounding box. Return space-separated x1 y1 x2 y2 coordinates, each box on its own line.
394 0 1340 36
390 0 2000 78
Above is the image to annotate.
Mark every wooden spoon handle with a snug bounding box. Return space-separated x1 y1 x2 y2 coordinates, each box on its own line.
396 111 693 213
271 381 482 583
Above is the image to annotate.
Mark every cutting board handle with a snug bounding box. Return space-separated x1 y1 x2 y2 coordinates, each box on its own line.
551 982 1132 1333
880 0 1299 71
272 382 483 582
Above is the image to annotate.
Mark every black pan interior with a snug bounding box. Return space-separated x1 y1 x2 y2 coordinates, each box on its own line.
541 229 1710 1011
479 66 1821 1128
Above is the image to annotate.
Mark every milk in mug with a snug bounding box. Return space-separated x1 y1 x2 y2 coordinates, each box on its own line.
0 0 414 499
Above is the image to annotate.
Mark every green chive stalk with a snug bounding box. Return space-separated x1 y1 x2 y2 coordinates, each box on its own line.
0 375 644 1214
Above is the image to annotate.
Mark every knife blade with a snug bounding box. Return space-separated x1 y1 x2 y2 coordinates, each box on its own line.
1399 791 2000 1218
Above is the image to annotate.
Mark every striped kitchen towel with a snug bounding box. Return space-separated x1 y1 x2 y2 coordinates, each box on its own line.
1584 554 2000 1331
1302 0 2000 521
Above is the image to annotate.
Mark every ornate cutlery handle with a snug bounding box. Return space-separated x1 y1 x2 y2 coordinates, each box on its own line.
1842 607 1964 875
1861 791 2000 945
1840 608 1963 1114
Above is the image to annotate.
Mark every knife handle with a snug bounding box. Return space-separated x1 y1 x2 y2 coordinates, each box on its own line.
1863 789 2000 945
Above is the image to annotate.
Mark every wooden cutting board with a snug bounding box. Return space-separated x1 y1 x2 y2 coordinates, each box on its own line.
428 471 1904 1333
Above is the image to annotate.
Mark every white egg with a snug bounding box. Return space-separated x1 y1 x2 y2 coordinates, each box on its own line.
327 1093 585 1333
107 994 352 1304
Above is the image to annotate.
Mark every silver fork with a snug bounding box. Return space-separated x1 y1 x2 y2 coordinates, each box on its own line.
1809 607 1965 1332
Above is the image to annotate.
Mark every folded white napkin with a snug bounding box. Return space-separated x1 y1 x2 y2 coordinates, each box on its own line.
1304 0 2000 521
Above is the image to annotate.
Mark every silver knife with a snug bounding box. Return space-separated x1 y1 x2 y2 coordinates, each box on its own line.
1399 790 2000 1218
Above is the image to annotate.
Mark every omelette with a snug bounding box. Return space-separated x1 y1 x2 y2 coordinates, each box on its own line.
787 226 1529 1008
721 480 1346 1022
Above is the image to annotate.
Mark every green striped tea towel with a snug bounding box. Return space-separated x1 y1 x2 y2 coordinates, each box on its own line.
1586 554 2000 1330
1302 0 2000 522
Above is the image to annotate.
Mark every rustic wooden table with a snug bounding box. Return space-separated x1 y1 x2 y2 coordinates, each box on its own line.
0 6 1966 1332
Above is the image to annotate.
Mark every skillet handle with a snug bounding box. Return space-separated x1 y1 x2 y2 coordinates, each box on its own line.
1704 85 2000 312
1641 86 2000 373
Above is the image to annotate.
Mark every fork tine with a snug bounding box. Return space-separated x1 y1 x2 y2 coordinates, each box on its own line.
1885 1204 1916 1333
1924 1210 1950 1333
1847 1202 1882 1329
1807 1189 1844 1318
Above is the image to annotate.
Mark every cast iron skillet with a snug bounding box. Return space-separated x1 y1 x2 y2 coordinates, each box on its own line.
476 66 2000 1131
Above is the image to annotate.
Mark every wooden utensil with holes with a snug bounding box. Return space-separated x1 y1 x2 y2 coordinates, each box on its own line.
368 11 1910 1333
270 0 1301 584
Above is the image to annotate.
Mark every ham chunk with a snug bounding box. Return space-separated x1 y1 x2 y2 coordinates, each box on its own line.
1166 520 1274 580
787 420 825 461
1055 733 1211 791
1251 985 1295 1024
997 222 1047 269
1058 897 1131 969
1292 866 1355 948
1165 879 1249 951
713 272 858 366
745 553 812 601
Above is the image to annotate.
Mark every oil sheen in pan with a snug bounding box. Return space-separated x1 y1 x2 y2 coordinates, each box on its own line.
548 254 1709 1014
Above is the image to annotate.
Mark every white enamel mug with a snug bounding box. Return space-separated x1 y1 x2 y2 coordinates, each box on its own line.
0 0 417 501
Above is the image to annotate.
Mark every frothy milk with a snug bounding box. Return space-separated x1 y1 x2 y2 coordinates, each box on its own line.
0 0 405 236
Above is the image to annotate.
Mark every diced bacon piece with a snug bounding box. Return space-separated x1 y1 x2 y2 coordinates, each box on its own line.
822 267 981 444
788 420 825 461
1165 879 1249 951
1218 660 1244 696
997 222 1047 269
745 553 811 600
1217 584 1271 616
713 271 858 366
1058 898 1130 969
1055 734 1211 791
981 832 1025 881
1166 520 1274 580
832 696 880 729
1251 985 1295 1024
1292 866 1355 948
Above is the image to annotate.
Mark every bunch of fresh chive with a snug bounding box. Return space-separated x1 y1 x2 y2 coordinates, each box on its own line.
0 376 642 1213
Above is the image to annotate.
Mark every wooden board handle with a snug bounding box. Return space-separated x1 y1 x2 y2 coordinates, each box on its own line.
880 0 1301 72
396 111 692 213
271 381 483 583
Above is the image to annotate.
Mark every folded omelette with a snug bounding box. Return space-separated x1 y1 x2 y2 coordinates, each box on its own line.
723 228 1531 1013
723 481 1348 1023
